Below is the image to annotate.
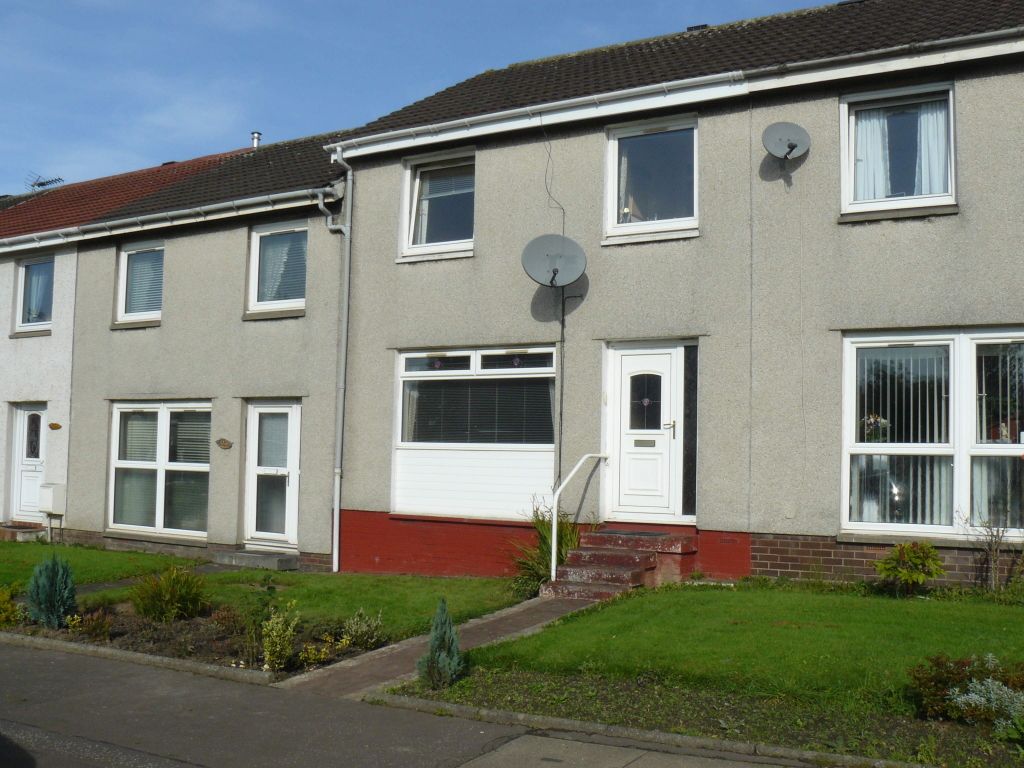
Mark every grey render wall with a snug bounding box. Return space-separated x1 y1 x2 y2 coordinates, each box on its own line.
340 57 1024 539
66 212 340 554
0 246 76 520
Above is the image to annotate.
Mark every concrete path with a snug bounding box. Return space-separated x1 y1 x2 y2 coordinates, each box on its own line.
0 645 795 767
280 596 593 699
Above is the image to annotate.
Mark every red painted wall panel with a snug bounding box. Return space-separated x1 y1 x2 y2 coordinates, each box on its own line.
339 509 754 579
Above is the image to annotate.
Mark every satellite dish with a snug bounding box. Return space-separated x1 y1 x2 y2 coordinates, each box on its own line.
521 234 587 288
762 122 811 160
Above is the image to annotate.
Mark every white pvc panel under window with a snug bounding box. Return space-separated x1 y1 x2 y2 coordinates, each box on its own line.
257 230 307 303
125 249 164 315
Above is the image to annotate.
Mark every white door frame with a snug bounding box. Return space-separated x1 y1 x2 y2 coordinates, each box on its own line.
244 401 301 550
602 341 692 523
10 403 47 524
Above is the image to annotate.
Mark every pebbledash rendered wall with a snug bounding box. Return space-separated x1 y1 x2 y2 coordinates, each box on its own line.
0 246 76 526
338 56 1024 581
64 212 341 566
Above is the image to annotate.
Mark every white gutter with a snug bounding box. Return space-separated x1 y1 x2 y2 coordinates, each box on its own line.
328 28 1024 159
322 154 353 573
0 187 339 256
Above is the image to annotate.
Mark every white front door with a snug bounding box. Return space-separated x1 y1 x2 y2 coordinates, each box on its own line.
11 404 46 523
608 345 684 516
245 402 301 549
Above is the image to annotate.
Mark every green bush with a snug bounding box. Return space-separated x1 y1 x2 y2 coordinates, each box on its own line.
0 585 27 627
261 600 299 672
417 597 465 689
875 541 945 595
342 608 387 650
510 503 581 599
26 555 77 629
129 566 209 623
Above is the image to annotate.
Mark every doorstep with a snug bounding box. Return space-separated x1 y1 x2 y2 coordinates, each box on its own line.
210 550 299 571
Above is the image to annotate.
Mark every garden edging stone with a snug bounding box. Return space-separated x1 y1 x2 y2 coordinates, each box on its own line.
0 630 274 685
366 692 930 768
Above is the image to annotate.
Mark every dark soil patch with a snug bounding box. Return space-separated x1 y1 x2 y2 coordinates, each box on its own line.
10 602 357 675
398 668 1015 768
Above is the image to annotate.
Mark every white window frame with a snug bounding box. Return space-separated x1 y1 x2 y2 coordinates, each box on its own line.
15 255 55 332
108 401 211 537
603 115 699 243
842 329 1024 540
116 240 164 322
399 149 475 262
247 220 308 313
396 346 556 451
839 83 957 215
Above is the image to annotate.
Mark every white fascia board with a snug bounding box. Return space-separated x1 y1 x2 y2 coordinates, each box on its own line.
0 187 337 256
330 34 1024 160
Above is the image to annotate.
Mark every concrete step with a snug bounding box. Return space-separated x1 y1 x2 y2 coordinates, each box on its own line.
0 524 46 543
540 580 635 600
580 530 696 554
210 550 299 571
556 563 650 585
566 547 658 569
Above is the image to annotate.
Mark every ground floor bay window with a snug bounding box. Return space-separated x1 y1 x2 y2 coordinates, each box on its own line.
843 330 1024 536
109 402 211 535
394 347 555 517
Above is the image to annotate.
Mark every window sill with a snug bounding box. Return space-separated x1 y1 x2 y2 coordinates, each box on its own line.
837 530 1009 548
111 319 161 331
838 203 959 224
397 249 474 264
601 228 699 247
9 328 52 339
243 308 306 322
104 529 208 547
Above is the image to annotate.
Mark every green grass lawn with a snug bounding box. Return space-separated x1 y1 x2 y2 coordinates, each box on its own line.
469 584 1024 708
83 569 516 641
402 583 1024 767
0 542 191 593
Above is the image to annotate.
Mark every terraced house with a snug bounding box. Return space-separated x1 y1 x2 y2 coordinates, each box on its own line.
0 137 349 569
3 0 1024 589
328 0 1024 588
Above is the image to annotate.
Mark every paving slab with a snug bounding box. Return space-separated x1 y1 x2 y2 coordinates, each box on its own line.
280 596 593 699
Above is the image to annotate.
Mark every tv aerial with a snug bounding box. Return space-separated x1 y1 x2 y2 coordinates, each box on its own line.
521 234 587 288
761 122 811 160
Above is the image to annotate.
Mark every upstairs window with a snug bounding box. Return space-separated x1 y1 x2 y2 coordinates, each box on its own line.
248 222 307 312
401 153 475 260
841 85 955 214
118 242 164 322
605 117 697 241
16 256 54 330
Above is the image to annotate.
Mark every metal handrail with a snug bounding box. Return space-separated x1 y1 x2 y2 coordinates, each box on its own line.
549 453 608 583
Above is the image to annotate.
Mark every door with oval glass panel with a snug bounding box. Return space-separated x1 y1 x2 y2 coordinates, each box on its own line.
244 402 301 549
608 344 695 517
11 404 46 523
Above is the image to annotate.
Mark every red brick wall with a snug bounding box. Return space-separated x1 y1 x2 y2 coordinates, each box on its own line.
339 510 537 576
750 533 1017 586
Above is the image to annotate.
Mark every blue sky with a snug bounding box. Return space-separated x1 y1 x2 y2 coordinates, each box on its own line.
1 0 824 193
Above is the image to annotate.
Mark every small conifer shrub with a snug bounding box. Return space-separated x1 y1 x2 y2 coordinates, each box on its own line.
26 555 77 629
417 597 465 689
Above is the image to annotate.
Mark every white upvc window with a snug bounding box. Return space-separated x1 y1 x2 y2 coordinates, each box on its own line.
604 116 698 243
15 255 54 331
400 150 475 261
842 330 1024 538
248 221 307 312
109 402 211 536
398 347 556 447
117 241 164 322
840 83 956 214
